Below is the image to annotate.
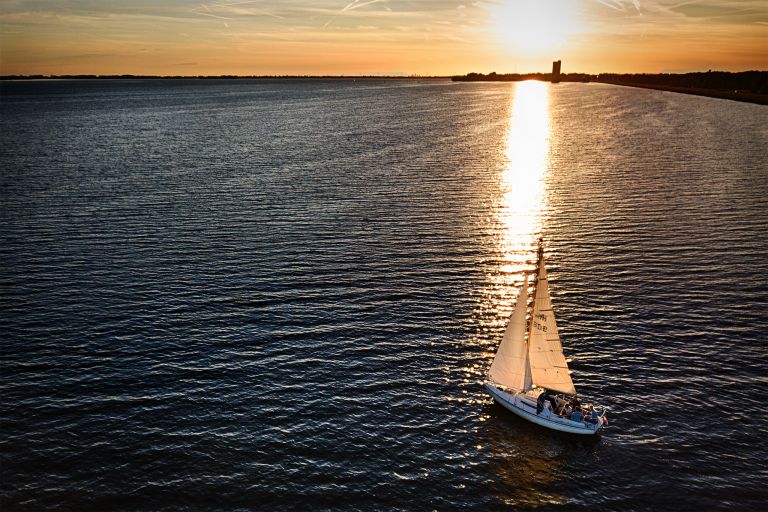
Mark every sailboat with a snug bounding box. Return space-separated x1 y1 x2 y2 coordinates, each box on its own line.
485 239 607 435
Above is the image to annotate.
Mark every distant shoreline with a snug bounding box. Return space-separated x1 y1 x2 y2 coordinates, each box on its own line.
451 71 767 105
2 72 766 105
0 75 448 81
593 81 767 105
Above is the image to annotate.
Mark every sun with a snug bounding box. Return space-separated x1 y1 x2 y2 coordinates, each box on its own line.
490 1 581 57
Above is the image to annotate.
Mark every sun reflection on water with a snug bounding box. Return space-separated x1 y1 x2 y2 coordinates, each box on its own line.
465 80 552 379
466 80 552 364
497 80 551 302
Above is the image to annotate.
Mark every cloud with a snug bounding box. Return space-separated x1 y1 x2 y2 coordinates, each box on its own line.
342 0 386 13
194 11 231 20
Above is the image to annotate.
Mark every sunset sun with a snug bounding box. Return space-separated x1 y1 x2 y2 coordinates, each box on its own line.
491 0 581 56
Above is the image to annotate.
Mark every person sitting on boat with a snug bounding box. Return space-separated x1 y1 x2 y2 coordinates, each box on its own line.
536 389 559 415
546 392 559 411
570 409 583 422
585 405 600 424
571 395 581 411
536 390 549 415
560 404 572 418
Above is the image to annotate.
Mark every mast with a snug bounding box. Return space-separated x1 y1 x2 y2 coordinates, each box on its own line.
516 239 543 393
520 240 544 391
526 238 544 344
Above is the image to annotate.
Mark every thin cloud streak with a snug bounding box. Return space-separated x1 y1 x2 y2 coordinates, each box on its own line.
342 0 386 13
193 11 232 20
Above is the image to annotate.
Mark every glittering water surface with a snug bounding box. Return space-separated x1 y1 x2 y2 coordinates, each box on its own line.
1 79 767 511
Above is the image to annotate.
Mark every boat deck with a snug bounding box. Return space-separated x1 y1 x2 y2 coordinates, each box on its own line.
485 384 604 435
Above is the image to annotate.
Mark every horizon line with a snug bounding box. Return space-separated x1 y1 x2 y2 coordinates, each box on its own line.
2 69 766 80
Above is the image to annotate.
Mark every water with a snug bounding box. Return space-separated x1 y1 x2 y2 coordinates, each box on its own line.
1 79 766 511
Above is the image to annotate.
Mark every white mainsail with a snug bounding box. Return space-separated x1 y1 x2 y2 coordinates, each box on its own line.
488 276 532 392
527 248 577 395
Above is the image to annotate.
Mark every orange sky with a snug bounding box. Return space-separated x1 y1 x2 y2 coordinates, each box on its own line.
1 1 766 75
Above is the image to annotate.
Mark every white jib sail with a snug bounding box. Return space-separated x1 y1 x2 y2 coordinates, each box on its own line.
527 256 577 395
489 276 532 392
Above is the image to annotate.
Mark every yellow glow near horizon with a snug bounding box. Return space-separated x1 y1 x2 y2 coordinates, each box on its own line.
491 1 581 57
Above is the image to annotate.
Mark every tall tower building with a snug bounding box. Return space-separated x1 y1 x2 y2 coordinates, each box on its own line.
552 60 561 83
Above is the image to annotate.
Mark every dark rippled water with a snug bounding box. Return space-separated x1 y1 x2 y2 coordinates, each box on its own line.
1 78 767 511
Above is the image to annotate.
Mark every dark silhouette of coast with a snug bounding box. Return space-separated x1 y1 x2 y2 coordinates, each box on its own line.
3 71 766 104
452 71 594 83
0 74 444 81
451 70 767 105
596 72 767 104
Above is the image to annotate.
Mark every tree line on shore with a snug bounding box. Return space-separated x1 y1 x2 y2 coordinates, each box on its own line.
452 72 592 82
598 71 766 94
0 74 428 80
452 70 767 95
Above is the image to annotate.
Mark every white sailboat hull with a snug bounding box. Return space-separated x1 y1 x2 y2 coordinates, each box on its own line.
485 383 604 436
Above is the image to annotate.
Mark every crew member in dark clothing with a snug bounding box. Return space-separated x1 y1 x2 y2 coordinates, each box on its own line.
536 390 549 415
537 389 559 415
572 395 582 411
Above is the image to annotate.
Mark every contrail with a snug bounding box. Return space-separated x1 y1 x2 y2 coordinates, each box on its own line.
594 0 624 11
342 0 385 13
195 11 232 20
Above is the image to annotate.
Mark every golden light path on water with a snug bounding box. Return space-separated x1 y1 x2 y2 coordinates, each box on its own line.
467 80 552 370
497 80 551 310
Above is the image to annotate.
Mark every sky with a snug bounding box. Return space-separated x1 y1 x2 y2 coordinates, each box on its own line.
0 0 766 75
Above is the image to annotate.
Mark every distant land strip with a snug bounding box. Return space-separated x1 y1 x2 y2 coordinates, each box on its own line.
0 74 443 80
2 71 766 105
452 71 767 105
596 81 767 105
